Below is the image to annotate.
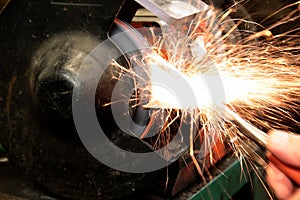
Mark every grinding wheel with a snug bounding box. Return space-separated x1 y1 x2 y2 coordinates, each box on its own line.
0 1 162 199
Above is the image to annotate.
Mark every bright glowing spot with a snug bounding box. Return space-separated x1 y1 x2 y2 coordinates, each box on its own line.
144 54 283 111
145 54 216 109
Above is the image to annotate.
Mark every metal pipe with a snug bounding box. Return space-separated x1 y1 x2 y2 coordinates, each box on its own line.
225 106 300 186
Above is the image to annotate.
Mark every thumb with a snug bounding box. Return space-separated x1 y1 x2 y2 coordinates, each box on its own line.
267 130 300 167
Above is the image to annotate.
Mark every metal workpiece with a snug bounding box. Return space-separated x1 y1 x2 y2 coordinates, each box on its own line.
226 107 300 186
135 0 209 24
225 107 268 147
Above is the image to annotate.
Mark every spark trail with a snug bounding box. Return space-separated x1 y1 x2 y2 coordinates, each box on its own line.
109 0 300 196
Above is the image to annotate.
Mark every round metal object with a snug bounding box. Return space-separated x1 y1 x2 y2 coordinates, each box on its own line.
0 1 162 199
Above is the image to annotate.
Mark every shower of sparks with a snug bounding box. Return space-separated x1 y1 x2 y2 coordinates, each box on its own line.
108 0 300 193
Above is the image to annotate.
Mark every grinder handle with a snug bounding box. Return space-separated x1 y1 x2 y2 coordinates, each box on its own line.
267 151 300 186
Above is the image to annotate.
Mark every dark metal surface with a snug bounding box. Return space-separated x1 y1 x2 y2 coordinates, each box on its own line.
0 0 124 122
1 0 298 199
0 1 163 199
0 0 244 198
0 165 57 200
0 156 273 200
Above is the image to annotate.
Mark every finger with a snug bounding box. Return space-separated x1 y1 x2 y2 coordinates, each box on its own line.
266 163 295 200
288 188 300 200
267 130 300 166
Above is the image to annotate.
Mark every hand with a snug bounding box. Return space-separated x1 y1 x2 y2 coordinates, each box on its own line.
266 130 300 200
